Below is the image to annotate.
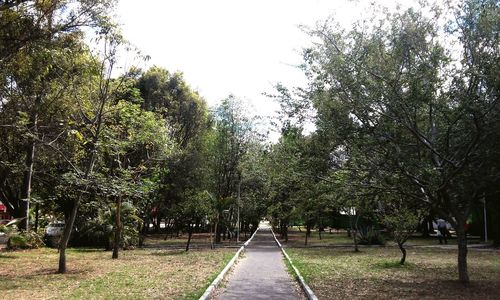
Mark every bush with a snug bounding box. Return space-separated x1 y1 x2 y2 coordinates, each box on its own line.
7 232 45 250
72 202 142 249
358 227 386 245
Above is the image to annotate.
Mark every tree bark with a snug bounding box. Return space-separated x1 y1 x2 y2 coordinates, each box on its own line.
34 203 39 232
456 226 469 284
112 195 122 259
20 109 38 231
353 228 359 252
398 242 407 265
305 224 311 246
185 224 193 252
213 214 220 246
58 196 80 273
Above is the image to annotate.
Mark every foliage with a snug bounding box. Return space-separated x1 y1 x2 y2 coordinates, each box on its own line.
75 202 142 249
7 231 44 249
358 228 386 246
293 0 499 282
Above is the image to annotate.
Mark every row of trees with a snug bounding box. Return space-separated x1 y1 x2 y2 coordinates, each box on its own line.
0 0 265 273
1 0 497 287
263 0 499 284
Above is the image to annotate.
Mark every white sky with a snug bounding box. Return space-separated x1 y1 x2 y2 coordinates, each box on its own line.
116 0 415 135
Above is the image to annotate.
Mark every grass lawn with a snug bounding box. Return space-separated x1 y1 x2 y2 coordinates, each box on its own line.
145 232 249 249
0 247 234 299
282 228 353 247
282 228 487 248
286 247 500 299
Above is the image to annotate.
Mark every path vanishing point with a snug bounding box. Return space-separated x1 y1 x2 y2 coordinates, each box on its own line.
217 223 304 300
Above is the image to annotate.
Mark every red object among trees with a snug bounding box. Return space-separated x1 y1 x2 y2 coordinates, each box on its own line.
0 201 11 220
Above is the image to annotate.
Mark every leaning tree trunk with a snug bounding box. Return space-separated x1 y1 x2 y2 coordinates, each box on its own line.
58 138 98 273
58 196 81 273
112 195 122 259
456 225 469 284
397 242 407 265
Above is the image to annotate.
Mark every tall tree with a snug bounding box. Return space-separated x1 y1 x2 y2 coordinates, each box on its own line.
209 95 254 243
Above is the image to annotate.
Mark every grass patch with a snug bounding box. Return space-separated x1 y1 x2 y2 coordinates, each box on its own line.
282 229 354 247
282 251 298 281
145 232 248 249
0 247 234 299
374 260 416 270
287 247 500 299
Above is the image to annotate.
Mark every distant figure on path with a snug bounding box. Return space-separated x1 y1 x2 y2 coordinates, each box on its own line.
436 218 448 244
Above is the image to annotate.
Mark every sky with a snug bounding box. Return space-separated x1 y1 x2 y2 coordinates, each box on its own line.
115 0 415 135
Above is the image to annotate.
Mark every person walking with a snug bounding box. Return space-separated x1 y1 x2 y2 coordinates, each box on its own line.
436 218 448 244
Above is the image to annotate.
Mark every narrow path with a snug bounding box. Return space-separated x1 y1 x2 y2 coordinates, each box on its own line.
217 223 304 300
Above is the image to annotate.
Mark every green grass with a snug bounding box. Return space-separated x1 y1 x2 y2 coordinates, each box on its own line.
145 232 244 248
286 247 500 299
0 247 234 299
283 228 487 248
282 228 354 247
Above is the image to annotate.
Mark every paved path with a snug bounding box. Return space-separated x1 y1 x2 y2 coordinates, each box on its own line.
217 224 304 300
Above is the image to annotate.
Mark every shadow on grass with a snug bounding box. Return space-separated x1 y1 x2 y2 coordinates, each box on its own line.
69 248 105 253
1 267 89 282
150 250 187 256
374 260 415 269
0 254 18 259
372 278 500 298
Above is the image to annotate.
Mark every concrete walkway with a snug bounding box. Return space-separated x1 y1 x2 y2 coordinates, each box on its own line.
217 223 304 300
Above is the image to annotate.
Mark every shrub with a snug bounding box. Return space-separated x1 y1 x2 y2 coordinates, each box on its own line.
358 227 386 245
7 231 45 250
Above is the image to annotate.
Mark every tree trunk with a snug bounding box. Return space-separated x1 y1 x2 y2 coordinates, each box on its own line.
185 224 193 252
398 242 406 265
34 203 39 232
353 228 359 252
216 222 222 243
305 224 311 246
58 140 98 273
214 214 220 246
139 220 146 247
20 110 37 231
456 226 469 284
112 196 122 259
58 197 80 273
349 213 359 252
211 222 215 249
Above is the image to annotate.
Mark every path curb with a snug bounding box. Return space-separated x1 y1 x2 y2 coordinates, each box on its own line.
270 228 318 300
199 227 260 300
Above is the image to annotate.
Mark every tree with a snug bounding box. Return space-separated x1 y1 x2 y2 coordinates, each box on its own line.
304 0 499 283
0 0 115 231
208 95 254 243
0 0 114 65
56 32 125 273
380 196 422 265
135 66 211 239
98 100 171 258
